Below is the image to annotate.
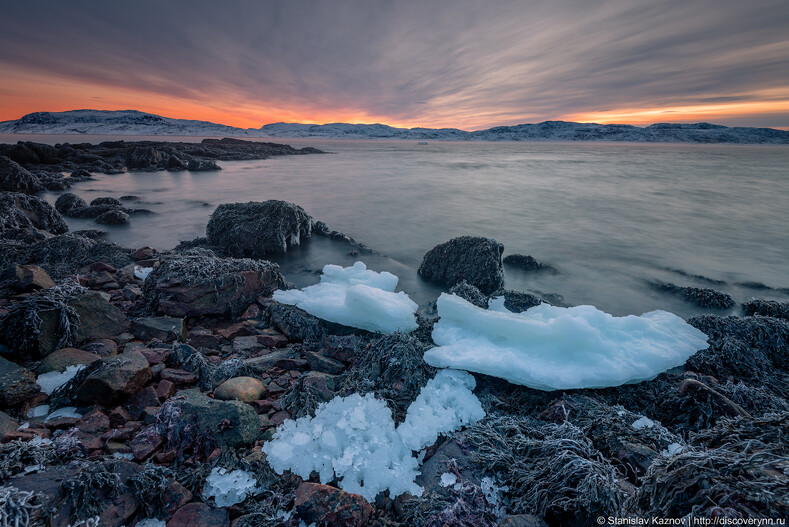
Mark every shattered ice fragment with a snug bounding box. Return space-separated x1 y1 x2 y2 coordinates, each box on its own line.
36 365 85 395
134 266 153 280
632 416 655 430
440 472 458 487
202 467 259 507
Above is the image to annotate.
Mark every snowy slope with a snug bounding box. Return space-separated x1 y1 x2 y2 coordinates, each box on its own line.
1 110 787 143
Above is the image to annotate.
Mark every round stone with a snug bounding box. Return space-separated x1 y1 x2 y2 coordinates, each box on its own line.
213 376 265 402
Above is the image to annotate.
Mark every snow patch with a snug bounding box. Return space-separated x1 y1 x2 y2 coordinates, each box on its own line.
27 405 50 418
36 365 85 395
264 369 485 502
424 294 708 390
440 472 458 487
45 407 82 422
398 369 485 451
134 266 153 280
202 467 259 507
273 261 418 334
632 416 655 430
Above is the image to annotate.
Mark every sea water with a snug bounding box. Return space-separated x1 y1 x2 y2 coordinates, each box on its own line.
5 134 787 317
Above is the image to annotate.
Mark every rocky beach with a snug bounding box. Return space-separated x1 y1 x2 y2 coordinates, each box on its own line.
0 138 787 527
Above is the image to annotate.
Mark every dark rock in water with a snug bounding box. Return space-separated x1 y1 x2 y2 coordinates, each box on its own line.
158 388 260 448
76 350 152 405
126 146 164 170
0 155 44 194
498 289 543 312
418 236 504 295
187 158 220 171
71 228 106 239
0 356 41 407
653 282 735 309
294 482 374 527
90 196 123 207
69 168 93 181
119 195 139 201
142 254 286 317
95 209 130 225
742 299 789 321
449 280 489 308
504 254 541 271
206 200 315 258
65 204 124 219
54 192 87 214
0 191 68 236
36 171 70 191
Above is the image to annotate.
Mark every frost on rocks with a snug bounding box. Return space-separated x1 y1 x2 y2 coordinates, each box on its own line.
202 467 259 507
264 370 485 502
632 416 655 430
273 261 418 333
36 365 85 394
397 369 485 451
662 442 684 456
424 293 709 390
480 476 508 519
134 266 153 280
135 519 166 527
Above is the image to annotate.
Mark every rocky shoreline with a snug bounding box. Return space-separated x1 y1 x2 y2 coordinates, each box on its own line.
0 140 787 527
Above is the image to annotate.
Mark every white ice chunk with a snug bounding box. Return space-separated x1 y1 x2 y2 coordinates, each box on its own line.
29 436 52 446
112 452 134 460
397 369 485 451
662 442 684 456
440 472 458 487
424 294 709 390
481 476 509 518
36 365 85 395
134 266 153 280
264 393 422 501
202 467 259 507
45 406 82 422
273 261 418 334
632 416 655 430
27 405 50 418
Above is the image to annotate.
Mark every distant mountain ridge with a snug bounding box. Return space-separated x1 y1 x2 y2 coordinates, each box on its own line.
1 109 787 144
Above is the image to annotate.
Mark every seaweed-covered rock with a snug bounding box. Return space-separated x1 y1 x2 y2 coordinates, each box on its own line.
54 193 87 215
418 236 504 295
205 200 314 258
0 155 43 194
654 283 735 309
742 299 789 321
95 209 130 225
448 280 488 308
503 254 542 271
26 233 134 279
341 332 436 423
187 158 221 171
142 254 286 317
0 356 41 407
90 196 122 208
158 389 260 449
497 289 543 313
0 191 68 236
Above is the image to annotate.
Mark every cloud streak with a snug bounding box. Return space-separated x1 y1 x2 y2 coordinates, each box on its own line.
1 0 787 129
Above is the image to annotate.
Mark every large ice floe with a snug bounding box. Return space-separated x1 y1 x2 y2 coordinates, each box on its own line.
424 294 709 391
263 369 484 501
272 261 418 333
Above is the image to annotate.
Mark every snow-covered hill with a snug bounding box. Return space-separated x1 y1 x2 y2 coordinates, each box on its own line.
1 110 787 144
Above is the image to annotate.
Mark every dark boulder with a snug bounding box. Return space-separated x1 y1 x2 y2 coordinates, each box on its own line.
504 253 542 271
0 191 68 236
418 236 504 295
90 196 123 207
742 299 789 321
0 155 44 194
0 356 41 407
294 482 374 527
448 280 488 308
654 283 735 309
498 289 543 313
95 209 130 225
76 349 152 405
55 192 88 214
206 200 314 258
68 169 93 181
126 146 164 170
187 158 220 171
142 253 286 317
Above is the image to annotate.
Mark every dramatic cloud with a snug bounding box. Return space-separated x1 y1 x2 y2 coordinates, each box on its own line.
1 0 788 128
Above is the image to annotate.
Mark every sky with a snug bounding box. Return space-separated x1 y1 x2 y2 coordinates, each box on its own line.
1 0 788 130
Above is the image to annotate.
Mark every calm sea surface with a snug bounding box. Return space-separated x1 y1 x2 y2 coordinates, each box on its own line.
5 134 789 317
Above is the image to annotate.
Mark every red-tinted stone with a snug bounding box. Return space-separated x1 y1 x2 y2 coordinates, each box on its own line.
156 379 177 401
294 482 374 527
140 347 170 365
167 502 229 527
129 425 164 461
257 333 289 348
241 304 261 319
160 368 197 385
270 410 290 426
